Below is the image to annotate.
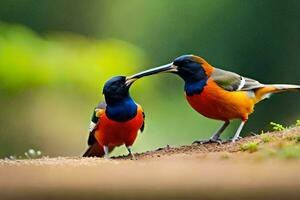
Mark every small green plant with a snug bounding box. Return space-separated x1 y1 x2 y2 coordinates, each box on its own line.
277 146 300 159
296 120 300 126
270 122 285 131
240 142 259 153
261 134 274 143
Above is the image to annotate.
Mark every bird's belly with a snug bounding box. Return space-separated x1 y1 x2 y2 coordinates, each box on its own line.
185 87 255 121
95 113 144 147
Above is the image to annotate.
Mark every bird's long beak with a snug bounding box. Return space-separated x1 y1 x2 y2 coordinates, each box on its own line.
127 63 177 82
125 76 138 87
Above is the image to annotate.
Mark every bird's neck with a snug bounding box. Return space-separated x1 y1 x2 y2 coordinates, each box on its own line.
106 96 137 122
184 78 208 96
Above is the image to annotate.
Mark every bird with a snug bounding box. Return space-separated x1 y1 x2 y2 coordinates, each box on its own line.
128 55 300 143
83 76 145 159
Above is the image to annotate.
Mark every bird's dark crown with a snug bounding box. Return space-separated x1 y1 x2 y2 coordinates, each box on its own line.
103 76 130 105
102 76 137 121
173 55 207 83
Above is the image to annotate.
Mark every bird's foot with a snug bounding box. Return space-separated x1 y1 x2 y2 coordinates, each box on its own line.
193 138 223 145
104 155 110 160
127 153 136 160
226 136 243 143
126 146 136 160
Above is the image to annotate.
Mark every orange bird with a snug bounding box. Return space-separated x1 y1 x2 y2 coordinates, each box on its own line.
128 55 300 143
83 76 145 158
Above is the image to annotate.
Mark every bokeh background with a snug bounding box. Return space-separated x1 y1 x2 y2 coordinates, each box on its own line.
0 0 299 157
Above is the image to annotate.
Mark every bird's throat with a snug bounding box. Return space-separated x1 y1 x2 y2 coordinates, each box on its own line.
184 79 208 96
106 96 137 122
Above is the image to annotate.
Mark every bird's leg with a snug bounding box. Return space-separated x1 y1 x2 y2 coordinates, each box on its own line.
126 146 136 160
103 145 110 159
193 121 230 145
228 120 247 143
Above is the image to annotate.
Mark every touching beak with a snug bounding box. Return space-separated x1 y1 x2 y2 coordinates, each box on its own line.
125 76 138 87
126 63 178 82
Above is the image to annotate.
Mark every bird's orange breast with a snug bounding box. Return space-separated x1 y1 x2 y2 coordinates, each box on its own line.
94 106 144 147
186 79 255 121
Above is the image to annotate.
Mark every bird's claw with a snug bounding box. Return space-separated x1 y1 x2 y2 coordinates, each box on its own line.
127 153 136 160
104 155 110 160
130 154 136 160
226 136 243 143
193 138 223 145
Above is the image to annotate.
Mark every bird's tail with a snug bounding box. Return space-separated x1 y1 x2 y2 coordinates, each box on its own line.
255 84 300 102
83 143 115 157
83 143 105 157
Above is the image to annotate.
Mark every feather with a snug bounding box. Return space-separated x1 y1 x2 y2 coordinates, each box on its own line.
87 101 106 145
211 68 264 91
83 143 115 157
140 111 145 132
83 143 105 157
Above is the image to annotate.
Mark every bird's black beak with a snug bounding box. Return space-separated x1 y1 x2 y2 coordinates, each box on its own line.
127 63 178 82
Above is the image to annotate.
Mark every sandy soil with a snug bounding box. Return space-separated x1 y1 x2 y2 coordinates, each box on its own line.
1 127 300 200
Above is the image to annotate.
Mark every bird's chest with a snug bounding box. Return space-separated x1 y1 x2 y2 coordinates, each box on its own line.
185 82 254 121
95 111 144 146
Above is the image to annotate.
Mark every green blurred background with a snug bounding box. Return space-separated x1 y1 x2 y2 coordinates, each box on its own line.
0 0 299 157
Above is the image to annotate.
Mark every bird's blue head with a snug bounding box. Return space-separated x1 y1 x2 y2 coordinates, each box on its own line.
103 76 135 105
172 55 207 83
102 76 138 121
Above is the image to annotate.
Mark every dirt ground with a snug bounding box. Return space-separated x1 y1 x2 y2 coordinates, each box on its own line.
1 127 300 200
